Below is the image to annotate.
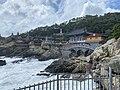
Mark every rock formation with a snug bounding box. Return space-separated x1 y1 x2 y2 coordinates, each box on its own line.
45 56 91 73
86 38 120 77
45 37 120 89
0 60 6 66
0 41 61 60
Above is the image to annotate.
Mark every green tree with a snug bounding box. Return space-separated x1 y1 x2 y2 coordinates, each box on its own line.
105 29 112 36
112 24 120 39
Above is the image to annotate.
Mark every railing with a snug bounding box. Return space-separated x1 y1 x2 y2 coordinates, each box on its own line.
60 43 95 51
13 74 109 90
14 66 120 90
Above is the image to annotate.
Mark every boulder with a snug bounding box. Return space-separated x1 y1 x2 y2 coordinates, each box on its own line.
39 47 61 61
45 59 79 73
72 61 92 73
109 55 120 74
36 71 50 76
0 60 6 66
88 38 120 70
12 59 24 64
44 56 91 74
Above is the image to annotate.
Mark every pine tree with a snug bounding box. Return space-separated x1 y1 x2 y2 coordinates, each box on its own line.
112 24 120 39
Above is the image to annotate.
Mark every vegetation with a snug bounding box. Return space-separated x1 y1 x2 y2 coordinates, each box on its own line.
111 24 120 39
19 12 120 41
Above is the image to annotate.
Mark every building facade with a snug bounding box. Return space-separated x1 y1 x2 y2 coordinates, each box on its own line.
67 28 92 44
86 33 103 42
66 28 105 50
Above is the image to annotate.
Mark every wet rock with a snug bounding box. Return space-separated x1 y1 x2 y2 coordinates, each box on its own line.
0 60 6 66
0 43 61 61
45 59 78 73
12 59 24 64
72 61 92 73
36 71 50 76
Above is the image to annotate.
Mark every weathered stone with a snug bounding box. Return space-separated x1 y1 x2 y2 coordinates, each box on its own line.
12 59 24 64
0 43 61 61
115 38 120 49
72 61 91 73
92 69 100 77
109 55 120 74
88 38 120 75
0 60 6 66
77 55 86 62
45 59 78 73
36 71 50 76
100 67 108 77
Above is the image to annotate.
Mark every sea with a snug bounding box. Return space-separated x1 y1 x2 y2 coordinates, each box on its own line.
0 57 96 90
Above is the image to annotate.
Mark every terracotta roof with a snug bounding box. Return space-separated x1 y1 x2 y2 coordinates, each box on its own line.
87 33 102 38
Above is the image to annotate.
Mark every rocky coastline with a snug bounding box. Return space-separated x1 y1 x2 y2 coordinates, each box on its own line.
0 37 120 89
0 60 6 66
44 38 120 89
0 41 61 65
45 38 120 74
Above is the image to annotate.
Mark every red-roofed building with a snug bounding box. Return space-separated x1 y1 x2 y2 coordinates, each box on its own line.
86 33 103 42
33 39 42 46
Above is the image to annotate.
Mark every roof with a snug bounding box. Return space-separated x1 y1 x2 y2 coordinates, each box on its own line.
87 33 102 38
67 28 92 36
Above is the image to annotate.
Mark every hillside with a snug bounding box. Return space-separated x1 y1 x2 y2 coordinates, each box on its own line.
24 12 120 37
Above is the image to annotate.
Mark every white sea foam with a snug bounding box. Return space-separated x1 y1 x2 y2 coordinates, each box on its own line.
0 57 57 90
0 57 96 90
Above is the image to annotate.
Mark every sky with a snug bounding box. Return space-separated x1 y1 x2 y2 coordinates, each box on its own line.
0 0 120 37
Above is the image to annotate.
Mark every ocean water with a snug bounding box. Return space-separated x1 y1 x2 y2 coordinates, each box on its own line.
0 57 96 90
0 57 57 90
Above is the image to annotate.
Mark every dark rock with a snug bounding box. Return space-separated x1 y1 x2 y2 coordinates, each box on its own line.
12 59 24 64
36 71 50 76
38 57 53 61
69 50 77 58
0 60 6 66
60 74 71 78
85 49 93 57
45 59 78 73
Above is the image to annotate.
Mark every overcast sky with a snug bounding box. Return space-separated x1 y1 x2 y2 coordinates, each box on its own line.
0 0 120 37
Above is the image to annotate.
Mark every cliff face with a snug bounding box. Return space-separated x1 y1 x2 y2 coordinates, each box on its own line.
44 38 120 89
0 41 61 60
45 38 120 75
87 38 120 76
85 38 120 90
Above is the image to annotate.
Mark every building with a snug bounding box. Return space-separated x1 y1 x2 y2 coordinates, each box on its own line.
40 36 54 44
15 40 29 47
66 28 106 50
33 39 42 46
86 33 103 42
67 28 92 44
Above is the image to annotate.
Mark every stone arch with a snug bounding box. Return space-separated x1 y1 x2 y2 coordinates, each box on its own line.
69 49 77 57
77 50 84 57
85 49 93 56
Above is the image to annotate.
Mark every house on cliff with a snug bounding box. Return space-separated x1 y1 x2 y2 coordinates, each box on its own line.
65 28 106 49
67 28 92 44
86 33 104 42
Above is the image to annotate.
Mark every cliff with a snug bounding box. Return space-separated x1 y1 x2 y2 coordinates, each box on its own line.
0 41 61 60
45 37 120 77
